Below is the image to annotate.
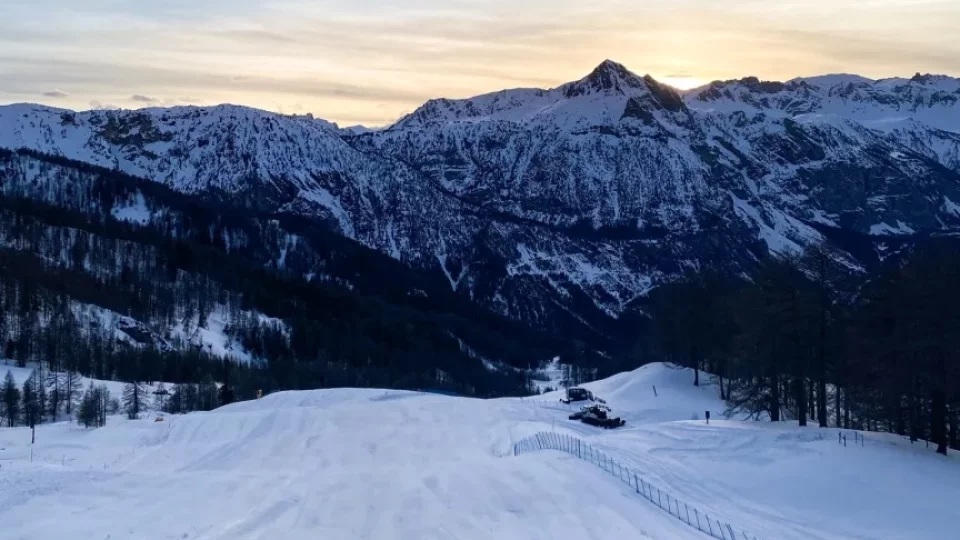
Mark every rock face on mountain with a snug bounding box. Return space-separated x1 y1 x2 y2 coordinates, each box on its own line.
3 60 960 342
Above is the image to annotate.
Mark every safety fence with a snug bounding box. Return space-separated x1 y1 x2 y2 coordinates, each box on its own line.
511 432 762 540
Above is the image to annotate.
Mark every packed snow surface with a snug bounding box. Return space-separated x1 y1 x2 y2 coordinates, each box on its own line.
2 363 958 539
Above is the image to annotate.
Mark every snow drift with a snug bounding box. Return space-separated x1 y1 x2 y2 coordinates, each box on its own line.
1 363 958 539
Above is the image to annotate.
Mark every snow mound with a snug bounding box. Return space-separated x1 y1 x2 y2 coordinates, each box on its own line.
541 362 729 424
1 362 958 540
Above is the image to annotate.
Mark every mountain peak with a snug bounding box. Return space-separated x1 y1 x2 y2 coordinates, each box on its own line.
566 60 647 97
592 59 631 76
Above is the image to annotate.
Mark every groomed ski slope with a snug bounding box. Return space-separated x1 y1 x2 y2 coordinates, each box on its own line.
2 363 959 540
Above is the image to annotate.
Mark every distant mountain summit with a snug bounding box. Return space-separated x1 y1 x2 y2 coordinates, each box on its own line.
563 59 649 95
3 61 960 341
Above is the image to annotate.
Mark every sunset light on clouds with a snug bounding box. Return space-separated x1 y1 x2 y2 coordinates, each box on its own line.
2 0 958 126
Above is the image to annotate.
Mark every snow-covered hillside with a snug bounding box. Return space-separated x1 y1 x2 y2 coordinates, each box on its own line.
3 61 960 339
1 362 170 413
1 363 956 539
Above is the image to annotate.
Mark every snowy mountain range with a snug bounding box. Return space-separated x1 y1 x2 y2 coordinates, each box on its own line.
3 60 960 341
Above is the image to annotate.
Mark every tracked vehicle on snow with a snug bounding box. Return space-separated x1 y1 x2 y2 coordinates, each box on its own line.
569 404 625 429
561 387 606 405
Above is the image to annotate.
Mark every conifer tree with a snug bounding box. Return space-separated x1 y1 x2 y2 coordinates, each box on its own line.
45 369 66 421
22 371 41 436
98 385 111 427
198 375 218 411
122 380 148 420
63 369 81 418
2 370 20 427
78 383 99 428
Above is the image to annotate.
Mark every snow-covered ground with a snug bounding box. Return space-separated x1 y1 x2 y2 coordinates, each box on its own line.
1 363 958 539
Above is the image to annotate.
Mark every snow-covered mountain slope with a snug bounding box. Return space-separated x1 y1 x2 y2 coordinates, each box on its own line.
3 61 960 341
687 72 960 133
2 362 957 539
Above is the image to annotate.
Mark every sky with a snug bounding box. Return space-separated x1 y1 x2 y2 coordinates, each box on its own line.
1 0 958 127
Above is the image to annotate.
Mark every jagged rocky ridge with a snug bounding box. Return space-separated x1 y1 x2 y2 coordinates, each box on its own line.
2 60 960 343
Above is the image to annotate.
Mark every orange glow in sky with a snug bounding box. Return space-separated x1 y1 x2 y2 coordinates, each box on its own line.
1 0 958 126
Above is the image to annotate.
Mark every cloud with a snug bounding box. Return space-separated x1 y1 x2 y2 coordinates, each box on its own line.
3 0 958 127
130 94 159 103
88 100 118 110
42 89 69 98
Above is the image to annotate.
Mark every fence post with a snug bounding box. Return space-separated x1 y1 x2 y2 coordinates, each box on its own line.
718 520 726 539
578 439 581 458
707 515 714 536
695 508 701 531
634 474 640 493
685 503 690 524
657 488 662 509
